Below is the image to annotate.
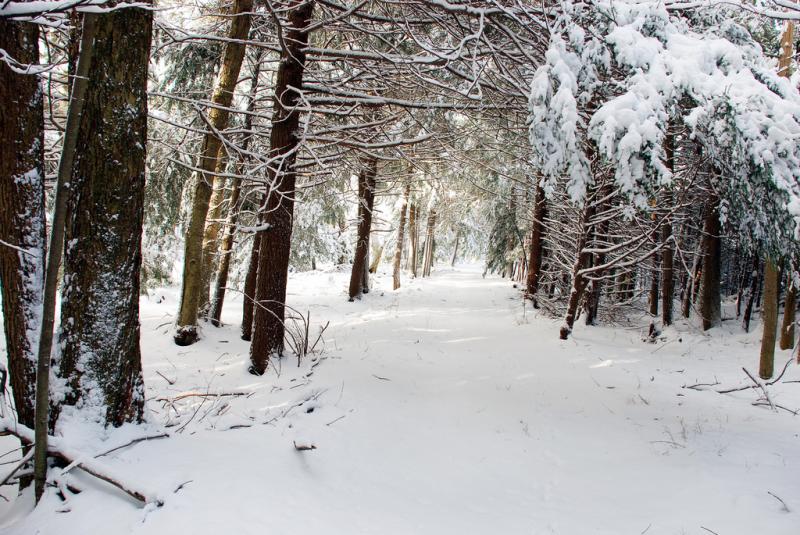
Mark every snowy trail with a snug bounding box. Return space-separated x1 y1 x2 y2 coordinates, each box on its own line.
3 266 799 534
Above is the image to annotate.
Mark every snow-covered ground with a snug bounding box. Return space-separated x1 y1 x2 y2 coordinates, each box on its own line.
1 265 798 534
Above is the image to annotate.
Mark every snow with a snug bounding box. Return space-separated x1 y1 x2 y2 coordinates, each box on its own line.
1 265 799 534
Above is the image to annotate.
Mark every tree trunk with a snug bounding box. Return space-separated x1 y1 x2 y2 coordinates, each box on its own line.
32 13 98 503
450 230 460 267
525 182 547 306
56 5 152 427
699 194 722 330
422 209 437 277
392 184 410 290
742 256 760 332
368 239 384 274
209 54 262 327
780 274 796 350
661 129 675 326
249 0 313 375
409 202 418 277
175 0 253 346
759 257 779 379
0 16 46 431
560 196 596 339
198 153 229 316
240 230 261 341
349 158 378 300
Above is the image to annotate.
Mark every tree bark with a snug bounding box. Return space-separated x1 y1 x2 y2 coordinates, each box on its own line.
175 0 253 346
392 184 410 290
0 15 46 431
249 0 314 375
198 152 229 316
422 209 437 277
56 4 152 428
759 257 779 379
560 196 596 339
525 182 547 306
349 158 378 299
408 202 419 277
780 274 796 350
240 230 261 341
742 256 760 333
699 194 722 330
450 230 460 267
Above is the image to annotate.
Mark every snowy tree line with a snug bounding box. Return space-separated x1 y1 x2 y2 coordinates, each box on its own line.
2 0 800 503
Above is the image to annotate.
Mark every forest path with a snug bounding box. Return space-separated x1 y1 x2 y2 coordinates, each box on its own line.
5 266 798 535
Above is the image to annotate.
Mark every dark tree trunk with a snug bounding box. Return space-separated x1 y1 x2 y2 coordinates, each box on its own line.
56 4 153 427
742 256 760 333
525 182 547 307
408 202 418 277
175 0 253 346
661 129 675 326
349 158 378 300
560 195 596 339
0 17 46 430
422 209 437 277
392 184 410 290
780 273 796 350
241 229 261 341
249 0 313 375
699 194 722 330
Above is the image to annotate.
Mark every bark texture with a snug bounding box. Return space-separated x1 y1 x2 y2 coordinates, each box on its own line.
525 182 546 307
349 159 378 299
699 194 721 331
392 184 410 290
780 276 796 350
0 18 46 429
175 0 253 345
56 5 152 427
249 0 314 375
759 258 779 379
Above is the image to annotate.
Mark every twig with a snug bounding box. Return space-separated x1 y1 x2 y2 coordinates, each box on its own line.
742 367 775 411
700 527 719 535
293 441 317 451
155 370 175 385
767 491 791 512
372 374 391 381
325 415 346 426
0 448 34 488
156 391 249 402
766 357 794 386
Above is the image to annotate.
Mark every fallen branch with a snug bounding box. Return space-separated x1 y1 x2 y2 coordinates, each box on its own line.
742 367 775 411
0 448 33 488
156 391 250 402
0 419 162 506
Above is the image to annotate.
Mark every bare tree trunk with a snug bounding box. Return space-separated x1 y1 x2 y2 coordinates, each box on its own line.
392 184 410 290
175 0 253 346
56 3 152 426
349 158 378 300
369 239 384 274
742 256 760 332
422 209 437 277
525 183 547 306
198 153 228 316
661 130 675 326
249 0 313 375
32 13 98 503
560 197 596 340
450 230 460 267
209 53 262 327
240 230 261 341
699 194 721 330
409 202 418 277
760 257 779 379
780 274 796 350
0 15 46 432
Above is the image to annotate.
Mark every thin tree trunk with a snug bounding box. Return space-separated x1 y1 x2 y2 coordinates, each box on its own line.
742 256 760 332
422 209 437 277
661 130 675 326
699 194 722 330
450 231 460 267
249 0 313 375
240 230 261 341
0 15 46 432
32 13 98 503
349 159 378 300
392 184 410 290
525 182 547 306
759 257 779 379
209 53 262 326
780 274 796 350
175 0 253 346
409 202 418 277
369 239 384 274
